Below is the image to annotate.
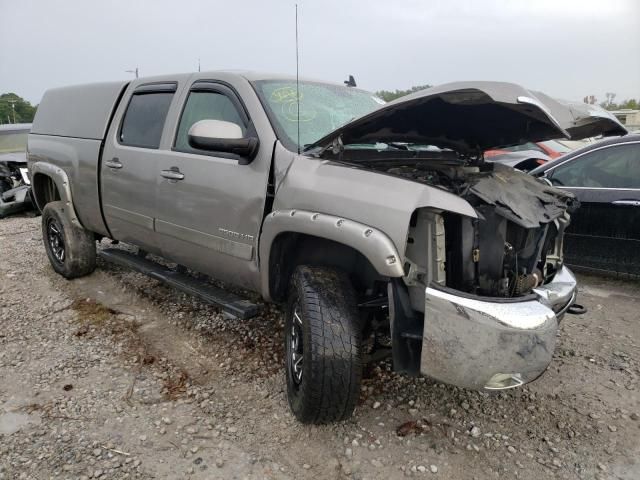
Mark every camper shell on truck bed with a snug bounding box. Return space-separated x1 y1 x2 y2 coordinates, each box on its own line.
28 71 627 423
31 82 128 140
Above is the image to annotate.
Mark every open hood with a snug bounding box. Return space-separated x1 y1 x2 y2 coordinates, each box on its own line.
306 81 627 155
532 91 627 140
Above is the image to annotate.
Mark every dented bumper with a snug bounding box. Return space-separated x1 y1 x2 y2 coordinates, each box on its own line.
420 266 577 390
0 185 33 218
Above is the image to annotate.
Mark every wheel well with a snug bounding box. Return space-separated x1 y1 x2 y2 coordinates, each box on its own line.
268 232 385 302
32 174 61 211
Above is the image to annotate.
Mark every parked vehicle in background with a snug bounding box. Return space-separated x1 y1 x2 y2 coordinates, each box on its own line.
486 139 571 160
531 135 640 275
485 139 574 171
554 138 597 151
485 149 552 171
28 73 624 423
0 123 34 217
485 138 611 172
538 139 574 157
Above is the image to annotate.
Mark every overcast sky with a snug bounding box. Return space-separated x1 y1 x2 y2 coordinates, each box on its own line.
1 0 639 105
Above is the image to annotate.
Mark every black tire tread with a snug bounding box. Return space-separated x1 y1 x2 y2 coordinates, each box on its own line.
41 201 96 279
287 265 362 424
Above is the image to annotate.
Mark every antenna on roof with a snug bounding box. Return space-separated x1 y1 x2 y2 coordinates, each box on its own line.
295 3 301 154
344 75 357 87
125 67 139 79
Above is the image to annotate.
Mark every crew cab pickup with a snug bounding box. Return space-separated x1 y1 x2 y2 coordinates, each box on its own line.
27 72 626 423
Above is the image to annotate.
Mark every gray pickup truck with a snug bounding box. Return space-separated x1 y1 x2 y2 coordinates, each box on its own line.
27 72 626 423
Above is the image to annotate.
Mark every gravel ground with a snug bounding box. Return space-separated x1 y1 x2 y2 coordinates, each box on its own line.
1 213 639 480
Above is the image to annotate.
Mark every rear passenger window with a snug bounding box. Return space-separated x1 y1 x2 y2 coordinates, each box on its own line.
119 92 174 148
551 144 640 189
175 91 246 153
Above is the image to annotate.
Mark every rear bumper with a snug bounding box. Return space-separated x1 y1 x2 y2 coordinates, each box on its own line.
420 266 577 390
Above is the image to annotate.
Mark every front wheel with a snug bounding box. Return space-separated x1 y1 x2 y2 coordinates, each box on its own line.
42 201 96 279
285 266 363 423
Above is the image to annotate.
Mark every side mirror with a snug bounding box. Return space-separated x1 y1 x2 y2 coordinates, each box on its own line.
539 175 553 187
188 119 259 164
538 174 564 187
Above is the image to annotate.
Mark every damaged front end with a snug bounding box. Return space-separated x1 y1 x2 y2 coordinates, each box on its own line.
443 162 574 298
411 164 577 389
0 124 35 218
0 155 33 218
306 81 620 390
415 165 578 390
359 156 577 390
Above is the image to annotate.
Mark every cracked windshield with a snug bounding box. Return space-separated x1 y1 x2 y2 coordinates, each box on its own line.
254 80 384 149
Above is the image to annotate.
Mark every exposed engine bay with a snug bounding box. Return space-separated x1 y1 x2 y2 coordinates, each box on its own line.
0 157 34 218
326 149 575 300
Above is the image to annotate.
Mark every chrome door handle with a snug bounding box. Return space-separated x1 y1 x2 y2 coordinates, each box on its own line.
105 158 123 169
612 200 640 206
161 168 185 181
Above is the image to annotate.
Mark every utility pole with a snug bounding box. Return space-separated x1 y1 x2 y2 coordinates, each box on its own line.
125 67 139 78
8 100 17 123
198 58 201 72
605 92 616 107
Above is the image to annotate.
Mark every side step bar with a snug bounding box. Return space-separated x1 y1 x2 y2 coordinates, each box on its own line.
98 248 260 319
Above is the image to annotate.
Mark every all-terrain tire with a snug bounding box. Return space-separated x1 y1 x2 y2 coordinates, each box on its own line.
285 265 363 423
41 201 96 279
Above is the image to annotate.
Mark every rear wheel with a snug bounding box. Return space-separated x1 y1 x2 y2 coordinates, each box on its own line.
42 201 96 279
285 266 363 423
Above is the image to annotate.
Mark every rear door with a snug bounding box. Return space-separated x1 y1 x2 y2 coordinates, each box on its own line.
154 78 273 289
101 82 178 253
547 141 640 274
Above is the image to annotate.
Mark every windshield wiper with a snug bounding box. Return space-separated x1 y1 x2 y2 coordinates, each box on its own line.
343 142 408 151
387 142 411 151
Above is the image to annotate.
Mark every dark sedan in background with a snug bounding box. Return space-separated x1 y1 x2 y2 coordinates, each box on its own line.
531 135 640 276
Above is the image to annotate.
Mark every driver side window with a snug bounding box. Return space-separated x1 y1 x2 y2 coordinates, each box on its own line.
551 144 640 189
175 91 246 153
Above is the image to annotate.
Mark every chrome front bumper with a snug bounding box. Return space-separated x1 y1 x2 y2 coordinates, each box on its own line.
420 266 577 390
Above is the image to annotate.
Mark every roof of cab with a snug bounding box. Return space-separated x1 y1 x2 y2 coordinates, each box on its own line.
118 70 346 86
29 71 356 141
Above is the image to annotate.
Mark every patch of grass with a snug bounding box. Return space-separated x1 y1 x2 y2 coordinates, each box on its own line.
70 298 117 327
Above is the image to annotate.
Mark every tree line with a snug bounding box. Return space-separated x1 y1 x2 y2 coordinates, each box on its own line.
375 85 432 102
0 93 37 124
602 98 639 110
582 94 638 111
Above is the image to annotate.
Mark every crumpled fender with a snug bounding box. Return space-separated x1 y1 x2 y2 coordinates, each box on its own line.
259 209 405 301
271 153 478 259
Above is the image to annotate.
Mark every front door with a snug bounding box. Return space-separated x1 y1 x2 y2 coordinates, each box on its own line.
548 141 640 274
101 82 179 254
155 79 272 289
